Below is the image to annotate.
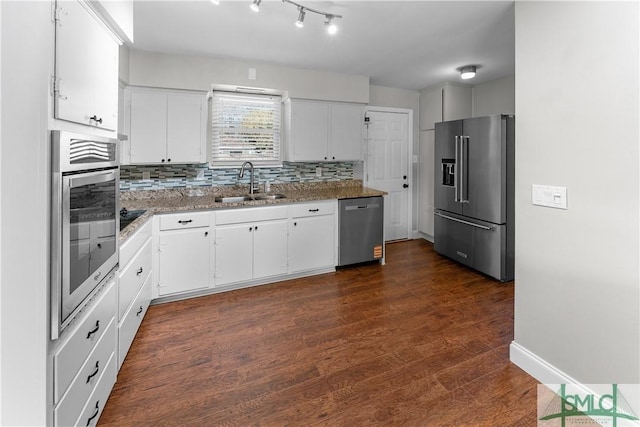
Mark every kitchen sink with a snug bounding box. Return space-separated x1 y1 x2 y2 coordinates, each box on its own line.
214 195 253 203
214 194 287 203
252 193 286 200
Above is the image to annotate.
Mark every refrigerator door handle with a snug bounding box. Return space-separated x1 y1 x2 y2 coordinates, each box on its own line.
435 211 493 231
454 135 460 202
460 136 469 203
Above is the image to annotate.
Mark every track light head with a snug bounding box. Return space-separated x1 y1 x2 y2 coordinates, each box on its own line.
295 7 305 28
325 15 338 35
250 0 261 12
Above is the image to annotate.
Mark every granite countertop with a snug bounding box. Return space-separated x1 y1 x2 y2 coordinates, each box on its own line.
119 180 386 242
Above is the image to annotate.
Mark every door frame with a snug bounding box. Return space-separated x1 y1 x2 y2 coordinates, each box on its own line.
363 106 414 242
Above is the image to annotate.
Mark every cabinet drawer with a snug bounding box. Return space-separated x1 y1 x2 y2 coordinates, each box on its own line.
159 212 210 230
292 201 335 218
216 205 288 225
54 319 115 414
118 239 152 320
54 280 116 403
55 351 116 427
120 220 151 267
118 275 152 369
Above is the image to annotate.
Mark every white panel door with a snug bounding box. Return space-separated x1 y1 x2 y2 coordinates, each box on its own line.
366 111 409 241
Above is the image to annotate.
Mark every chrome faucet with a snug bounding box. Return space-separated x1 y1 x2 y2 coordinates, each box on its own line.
239 161 256 194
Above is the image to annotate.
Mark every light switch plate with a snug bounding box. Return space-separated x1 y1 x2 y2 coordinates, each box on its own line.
532 184 567 210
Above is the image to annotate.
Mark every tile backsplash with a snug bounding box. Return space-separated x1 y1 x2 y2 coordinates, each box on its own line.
120 162 358 191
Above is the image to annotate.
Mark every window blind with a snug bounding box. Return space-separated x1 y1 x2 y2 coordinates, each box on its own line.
211 92 282 167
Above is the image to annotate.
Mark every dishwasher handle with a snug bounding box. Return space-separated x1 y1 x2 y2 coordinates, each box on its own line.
344 203 380 211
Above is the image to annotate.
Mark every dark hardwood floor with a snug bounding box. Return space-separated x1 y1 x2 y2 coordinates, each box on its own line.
99 239 539 426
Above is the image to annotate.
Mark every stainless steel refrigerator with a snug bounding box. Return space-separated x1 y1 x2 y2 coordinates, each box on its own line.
434 114 515 281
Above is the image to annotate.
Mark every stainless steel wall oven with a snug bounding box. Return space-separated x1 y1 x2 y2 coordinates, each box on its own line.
51 131 119 339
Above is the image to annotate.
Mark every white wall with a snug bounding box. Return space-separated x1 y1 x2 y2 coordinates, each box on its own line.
128 49 370 103
472 75 514 117
0 2 52 425
512 0 639 391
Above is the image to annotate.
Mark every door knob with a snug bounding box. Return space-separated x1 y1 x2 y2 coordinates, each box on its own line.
403 183 409 188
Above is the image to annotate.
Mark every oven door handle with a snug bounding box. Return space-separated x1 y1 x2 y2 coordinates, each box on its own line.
68 169 117 189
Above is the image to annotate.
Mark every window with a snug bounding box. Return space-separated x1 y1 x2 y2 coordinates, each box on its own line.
210 91 282 167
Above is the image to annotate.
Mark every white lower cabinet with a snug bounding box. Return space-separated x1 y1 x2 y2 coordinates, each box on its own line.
290 201 337 273
117 220 153 368
53 278 116 427
214 206 288 286
156 212 212 296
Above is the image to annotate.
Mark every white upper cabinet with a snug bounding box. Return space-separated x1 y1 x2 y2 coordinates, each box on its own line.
284 99 364 162
125 87 207 165
54 1 119 131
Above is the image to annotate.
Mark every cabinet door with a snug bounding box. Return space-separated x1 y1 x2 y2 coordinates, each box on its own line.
55 1 96 127
55 1 118 131
157 228 210 296
91 25 119 131
214 224 253 286
290 101 329 161
329 103 363 161
167 93 207 163
253 220 288 279
129 91 168 164
291 215 335 272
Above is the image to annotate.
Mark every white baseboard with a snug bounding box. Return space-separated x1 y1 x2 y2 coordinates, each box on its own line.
510 341 583 385
511 341 640 424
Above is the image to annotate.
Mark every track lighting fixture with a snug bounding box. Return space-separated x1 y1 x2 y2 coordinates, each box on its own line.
250 0 261 12
246 0 342 35
325 15 338 35
295 7 305 28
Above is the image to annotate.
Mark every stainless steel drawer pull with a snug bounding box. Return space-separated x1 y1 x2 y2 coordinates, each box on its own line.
86 361 100 383
86 320 100 339
435 211 493 231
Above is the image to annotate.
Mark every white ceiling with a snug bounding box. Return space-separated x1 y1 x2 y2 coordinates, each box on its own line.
131 0 515 91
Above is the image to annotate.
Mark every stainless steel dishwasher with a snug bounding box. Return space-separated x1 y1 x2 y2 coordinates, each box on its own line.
338 196 384 266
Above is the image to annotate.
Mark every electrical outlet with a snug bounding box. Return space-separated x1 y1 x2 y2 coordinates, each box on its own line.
316 167 322 177
248 68 257 80
142 171 151 181
196 170 205 180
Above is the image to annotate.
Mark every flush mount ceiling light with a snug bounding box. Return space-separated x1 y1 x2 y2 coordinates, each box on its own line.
250 0 261 12
210 0 220 5
459 65 477 80
248 0 342 35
